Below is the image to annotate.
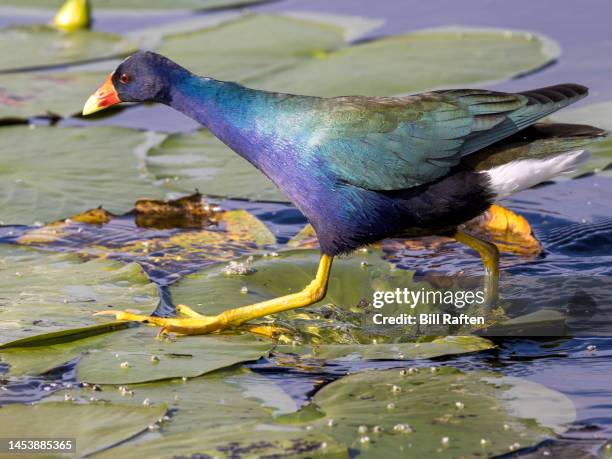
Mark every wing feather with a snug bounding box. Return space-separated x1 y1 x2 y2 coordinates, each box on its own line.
315 84 587 191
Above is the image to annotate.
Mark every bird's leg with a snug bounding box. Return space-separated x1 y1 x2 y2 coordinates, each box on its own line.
96 254 334 335
453 230 500 304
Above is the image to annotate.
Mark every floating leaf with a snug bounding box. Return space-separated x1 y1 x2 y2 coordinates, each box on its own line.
51 370 345 458
278 336 494 360
296 367 574 457
254 27 559 97
0 402 166 457
552 101 612 174
0 25 135 73
51 370 282 427
134 191 219 229
102 426 345 458
0 125 165 224
477 308 567 336
0 245 158 347
77 327 272 384
0 0 275 10
220 209 276 246
0 70 110 120
145 129 286 201
287 223 318 248
157 14 344 85
157 15 558 97
12 203 275 284
0 332 113 376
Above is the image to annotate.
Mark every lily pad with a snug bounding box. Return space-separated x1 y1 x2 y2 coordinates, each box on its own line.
145 129 286 201
0 0 275 10
157 14 559 97
278 336 495 360
50 370 288 429
102 427 345 458
254 26 560 97
0 70 110 120
552 101 612 173
0 125 165 224
0 245 158 347
0 402 166 457
50 370 345 458
156 13 345 85
0 332 113 376
77 327 272 384
294 366 575 457
0 25 135 73
13 204 276 284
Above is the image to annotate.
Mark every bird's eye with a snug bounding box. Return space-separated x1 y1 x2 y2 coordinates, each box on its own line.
119 73 131 84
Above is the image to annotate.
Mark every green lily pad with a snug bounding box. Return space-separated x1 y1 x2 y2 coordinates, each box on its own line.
278 336 495 360
102 427 345 458
0 70 112 120
48 370 345 458
0 245 158 347
552 101 612 173
77 327 272 384
157 14 559 97
553 101 612 131
290 366 575 457
254 26 560 97
0 332 113 376
145 129 286 201
0 125 166 224
0 25 135 73
0 0 275 10
157 13 345 85
51 370 294 434
0 402 166 457
476 308 567 336
169 249 503 344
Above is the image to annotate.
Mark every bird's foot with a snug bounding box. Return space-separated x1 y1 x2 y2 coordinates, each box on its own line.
96 255 334 337
94 304 226 335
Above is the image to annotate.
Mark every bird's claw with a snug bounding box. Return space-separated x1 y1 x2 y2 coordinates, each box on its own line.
94 307 226 335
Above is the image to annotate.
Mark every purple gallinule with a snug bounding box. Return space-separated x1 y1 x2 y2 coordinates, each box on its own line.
83 51 606 334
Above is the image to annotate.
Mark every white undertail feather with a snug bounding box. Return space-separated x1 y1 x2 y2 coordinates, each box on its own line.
485 149 590 198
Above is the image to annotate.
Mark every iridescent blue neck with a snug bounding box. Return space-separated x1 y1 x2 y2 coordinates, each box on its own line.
167 74 263 152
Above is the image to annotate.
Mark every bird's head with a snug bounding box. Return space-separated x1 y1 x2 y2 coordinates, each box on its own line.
82 51 183 115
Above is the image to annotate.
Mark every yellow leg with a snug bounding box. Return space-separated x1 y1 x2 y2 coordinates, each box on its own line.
453 230 500 304
96 254 334 335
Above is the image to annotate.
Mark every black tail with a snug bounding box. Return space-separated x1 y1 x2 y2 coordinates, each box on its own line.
519 83 588 107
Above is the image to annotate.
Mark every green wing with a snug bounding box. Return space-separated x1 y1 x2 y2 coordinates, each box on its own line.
317 84 587 190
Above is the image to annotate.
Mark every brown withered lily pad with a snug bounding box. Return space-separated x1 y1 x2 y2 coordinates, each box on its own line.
134 192 222 229
10 193 276 285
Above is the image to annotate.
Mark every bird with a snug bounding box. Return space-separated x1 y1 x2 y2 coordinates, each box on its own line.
83 51 606 335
